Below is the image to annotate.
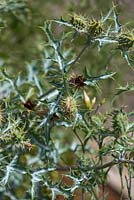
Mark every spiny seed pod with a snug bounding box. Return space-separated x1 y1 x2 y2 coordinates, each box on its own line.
70 13 88 33
69 73 86 88
87 18 103 37
118 32 134 51
61 96 77 117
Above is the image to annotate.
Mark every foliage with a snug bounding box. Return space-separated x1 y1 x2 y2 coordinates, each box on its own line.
0 1 134 200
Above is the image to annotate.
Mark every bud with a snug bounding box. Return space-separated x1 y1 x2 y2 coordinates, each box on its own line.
91 97 96 107
83 90 91 110
83 90 96 110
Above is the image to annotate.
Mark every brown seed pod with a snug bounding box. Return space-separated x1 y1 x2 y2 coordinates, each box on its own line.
23 99 36 111
69 74 86 88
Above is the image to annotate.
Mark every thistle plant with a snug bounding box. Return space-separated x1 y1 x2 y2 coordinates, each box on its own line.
0 3 134 200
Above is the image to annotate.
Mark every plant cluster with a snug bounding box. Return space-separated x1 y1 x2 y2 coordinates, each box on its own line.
0 2 134 200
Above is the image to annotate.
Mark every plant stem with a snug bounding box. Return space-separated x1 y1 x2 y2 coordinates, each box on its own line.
55 158 134 171
70 43 90 67
90 185 98 200
82 188 85 200
73 128 85 154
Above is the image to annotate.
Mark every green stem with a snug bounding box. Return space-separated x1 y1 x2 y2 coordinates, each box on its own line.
119 164 124 200
71 43 89 67
73 129 85 154
82 188 85 200
90 185 98 200
55 158 134 171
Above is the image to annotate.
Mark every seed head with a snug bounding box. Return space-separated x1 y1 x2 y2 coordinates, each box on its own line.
69 73 86 88
61 96 77 117
69 13 88 33
118 32 134 52
87 18 103 37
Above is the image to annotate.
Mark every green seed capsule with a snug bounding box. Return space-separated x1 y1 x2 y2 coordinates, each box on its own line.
118 33 134 51
70 14 88 33
87 18 103 37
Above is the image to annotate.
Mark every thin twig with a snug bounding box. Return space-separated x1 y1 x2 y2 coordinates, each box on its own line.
71 43 89 66
96 159 134 170
73 129 85 153
82 188 85 200
54 158 134 172
90 185 98 200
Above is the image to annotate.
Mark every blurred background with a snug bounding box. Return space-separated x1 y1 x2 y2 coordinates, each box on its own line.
0 0 134 199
